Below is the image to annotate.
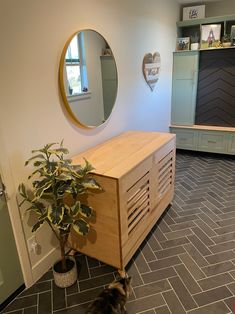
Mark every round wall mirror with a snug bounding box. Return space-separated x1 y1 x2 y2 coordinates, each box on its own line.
59 30 118 128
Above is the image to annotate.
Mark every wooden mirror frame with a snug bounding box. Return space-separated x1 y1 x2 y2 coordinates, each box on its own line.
59 29 118 129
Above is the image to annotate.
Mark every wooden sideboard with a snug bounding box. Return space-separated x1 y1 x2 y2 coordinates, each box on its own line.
70 131 176 271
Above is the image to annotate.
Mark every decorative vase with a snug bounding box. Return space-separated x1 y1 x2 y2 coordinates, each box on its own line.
191 43 199 50
222 42 231 48
53 256 77 288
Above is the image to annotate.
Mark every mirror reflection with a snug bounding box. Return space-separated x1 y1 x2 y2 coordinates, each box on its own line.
59 30 118 128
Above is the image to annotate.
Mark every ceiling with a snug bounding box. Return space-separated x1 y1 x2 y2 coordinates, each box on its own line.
177 0 223 3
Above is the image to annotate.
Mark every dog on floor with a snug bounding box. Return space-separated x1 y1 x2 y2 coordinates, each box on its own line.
85 276 132 314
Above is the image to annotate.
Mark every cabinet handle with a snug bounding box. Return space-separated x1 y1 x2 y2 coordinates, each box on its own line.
208 140 217 144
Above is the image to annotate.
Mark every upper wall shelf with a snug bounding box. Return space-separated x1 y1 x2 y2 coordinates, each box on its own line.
177 14 235 27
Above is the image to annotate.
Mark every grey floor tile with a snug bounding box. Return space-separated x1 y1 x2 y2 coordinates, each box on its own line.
198 273 234 291
187 301 230 314
2 295 37 313
162 290 186 314
38 291 51 314
24 306 37 314
133 279 171 298
193 286 232 307
126 293 165 314
154 305 171 314
168 276 197 311
79 273 114 291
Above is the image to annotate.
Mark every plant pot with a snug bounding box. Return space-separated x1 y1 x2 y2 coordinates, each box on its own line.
53 256 77 288
191 43 199 50
222 42 231 48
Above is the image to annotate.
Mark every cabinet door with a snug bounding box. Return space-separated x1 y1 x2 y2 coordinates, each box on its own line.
171 52 199 126
171 128 198 150
198 131 228 153
227 133 235 154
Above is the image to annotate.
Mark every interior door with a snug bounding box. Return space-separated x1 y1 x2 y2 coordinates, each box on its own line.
0 174 23 308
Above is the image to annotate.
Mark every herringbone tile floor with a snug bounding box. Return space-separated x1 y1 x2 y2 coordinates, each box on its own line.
2 151 235 314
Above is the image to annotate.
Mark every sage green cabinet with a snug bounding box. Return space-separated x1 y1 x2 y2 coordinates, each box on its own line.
198 131 228 153
228 133 235 154
170 128 197 150
171 51 199 126
170 126 235 155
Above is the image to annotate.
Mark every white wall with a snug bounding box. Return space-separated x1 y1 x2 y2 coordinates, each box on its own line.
0 0 179 285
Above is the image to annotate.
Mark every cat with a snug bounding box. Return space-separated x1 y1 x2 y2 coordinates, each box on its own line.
86 276 132 314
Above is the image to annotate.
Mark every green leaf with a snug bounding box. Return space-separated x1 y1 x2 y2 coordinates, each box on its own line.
47 148 69 155
33 160 46 167
18 183 27 198
56 183 74 198
83 178 101 190
32 220 45 232
47 204 64 225
28 167 44 179
70 201 81 216
18 183 30 206
44 161 58 175
35 180 53 198
39 212 47 221
56 172 74 181
79 204 92 218
25 154 45 166
73 219 90 236
83 158 95 173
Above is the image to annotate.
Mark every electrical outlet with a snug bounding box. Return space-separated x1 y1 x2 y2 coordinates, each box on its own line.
27 236 38 253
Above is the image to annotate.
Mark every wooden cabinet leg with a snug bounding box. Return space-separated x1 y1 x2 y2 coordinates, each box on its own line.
118 269 127 278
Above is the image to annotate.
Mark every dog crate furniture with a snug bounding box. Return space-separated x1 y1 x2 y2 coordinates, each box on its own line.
70 131 176 272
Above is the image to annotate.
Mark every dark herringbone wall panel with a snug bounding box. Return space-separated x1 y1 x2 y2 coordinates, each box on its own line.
195 49 235 127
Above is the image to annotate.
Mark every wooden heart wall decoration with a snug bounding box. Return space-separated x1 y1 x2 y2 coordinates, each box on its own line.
142 52 161 91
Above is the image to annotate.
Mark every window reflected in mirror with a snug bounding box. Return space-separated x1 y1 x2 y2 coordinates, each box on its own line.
65 32 88 95
59 29 118 128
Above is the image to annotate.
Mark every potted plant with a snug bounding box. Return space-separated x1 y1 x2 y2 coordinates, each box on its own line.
222 34 231 47
190 34 200 50
18 141 101 288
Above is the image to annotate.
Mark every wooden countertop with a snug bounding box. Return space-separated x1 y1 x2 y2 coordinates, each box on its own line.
170 125 235 132
72 131 175 179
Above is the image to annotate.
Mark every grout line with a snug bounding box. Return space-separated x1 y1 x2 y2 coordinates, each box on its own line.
187 232 213 255
37 293 39 314
174 262 203 293
127 290 172 303
160 291 172 314
16 289 52 299
78 270 116 282
85 256 91 279
51 279 53 313
192 223 217 246
133 259 145 285
192 280 235 295
165 278 190 312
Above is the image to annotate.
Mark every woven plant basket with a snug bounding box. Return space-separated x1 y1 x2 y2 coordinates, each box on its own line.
53 256 77 288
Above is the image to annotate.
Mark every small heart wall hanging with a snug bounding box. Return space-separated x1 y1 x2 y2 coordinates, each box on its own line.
142 52 161 91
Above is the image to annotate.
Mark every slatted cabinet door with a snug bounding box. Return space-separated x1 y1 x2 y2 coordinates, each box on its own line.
119 156 154 268
71 131 176 271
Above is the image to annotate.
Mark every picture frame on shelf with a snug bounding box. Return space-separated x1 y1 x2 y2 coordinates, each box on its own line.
231 25 235 46
200 24 221 49
183 5 205 21
176 37 190 51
